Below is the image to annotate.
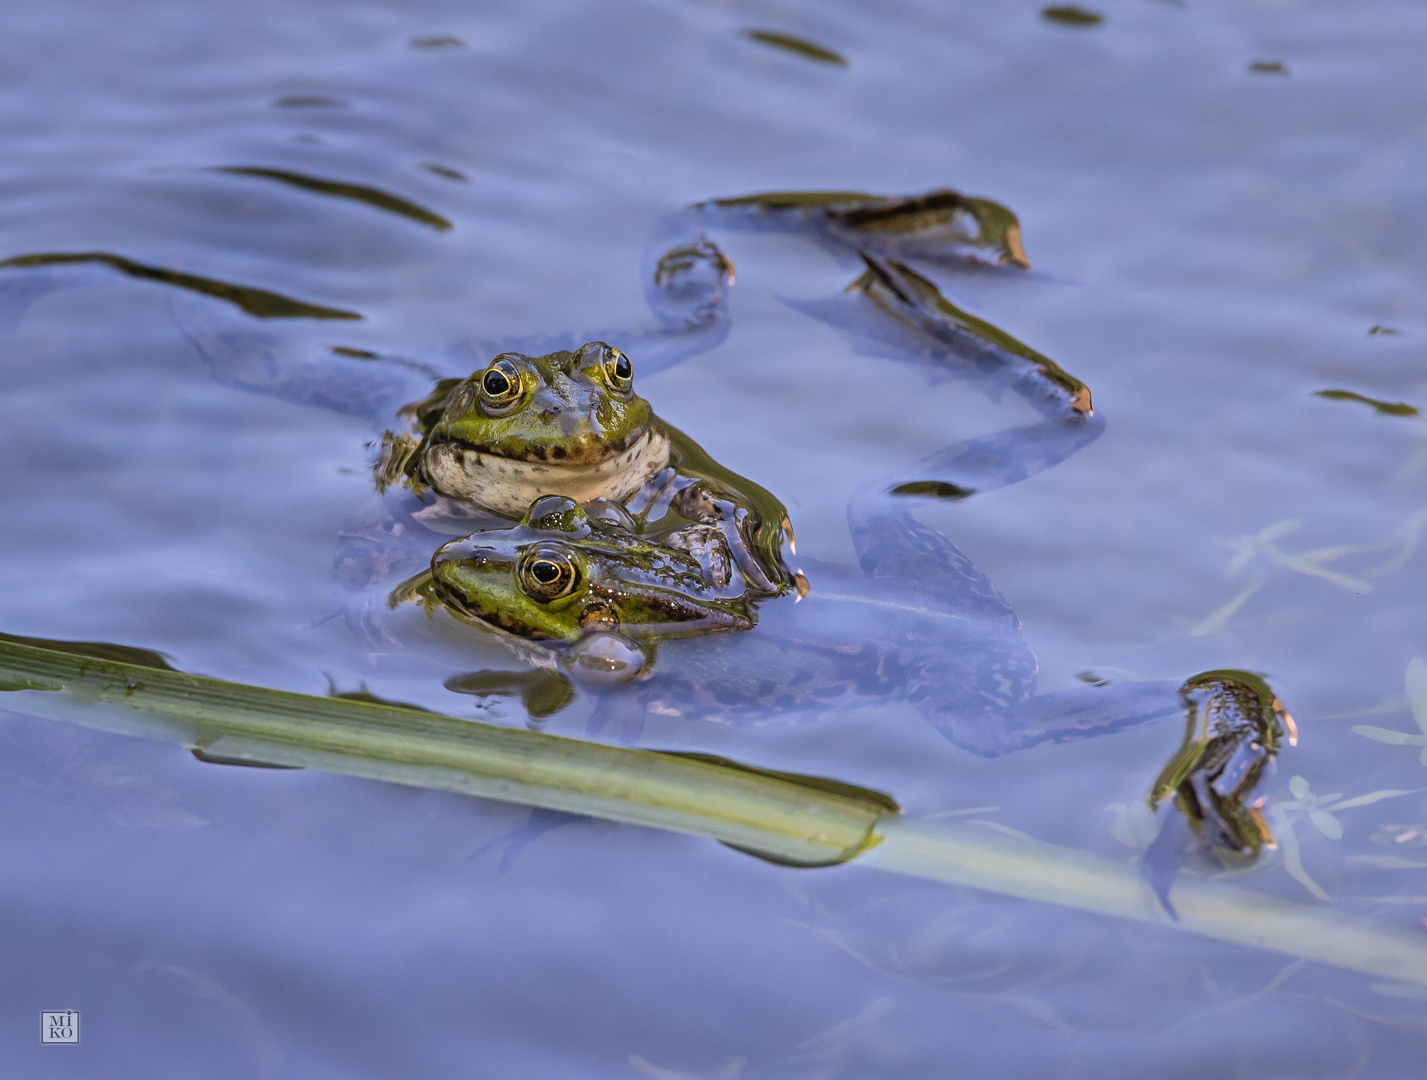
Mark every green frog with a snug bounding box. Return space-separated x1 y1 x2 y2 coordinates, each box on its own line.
418 491 1190 757
372 340 792 596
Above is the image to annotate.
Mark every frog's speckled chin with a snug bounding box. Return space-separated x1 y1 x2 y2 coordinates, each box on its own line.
424 425 671 517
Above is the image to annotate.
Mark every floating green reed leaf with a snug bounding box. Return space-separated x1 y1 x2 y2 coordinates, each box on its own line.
0 252 362 320
742 29 847 66
213 167 453 231
1315 389 1419 418
5 634 1427 986
1041 5 1103 27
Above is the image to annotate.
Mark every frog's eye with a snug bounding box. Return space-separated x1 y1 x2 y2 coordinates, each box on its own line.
600 348 634 395
478 357 524 413
519 546 580 602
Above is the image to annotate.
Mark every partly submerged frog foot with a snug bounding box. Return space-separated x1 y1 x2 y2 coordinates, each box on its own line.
644 236 735 331
1149 671 1294 865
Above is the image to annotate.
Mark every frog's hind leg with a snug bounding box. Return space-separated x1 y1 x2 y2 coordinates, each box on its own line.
850 500 1182 755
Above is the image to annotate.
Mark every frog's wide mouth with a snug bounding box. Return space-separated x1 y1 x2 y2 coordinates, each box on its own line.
423 425 672 517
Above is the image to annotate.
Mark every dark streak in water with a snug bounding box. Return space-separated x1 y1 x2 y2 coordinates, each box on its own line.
1369 324 1404 336
0 251 362 320
890 480 976 500
742 29 847 66
1314 389 1419 418
273 95 347 109
213 166 453 232
1042 5 1103 26
423 163 468 182
411 35 465 49
1248 60 1289 75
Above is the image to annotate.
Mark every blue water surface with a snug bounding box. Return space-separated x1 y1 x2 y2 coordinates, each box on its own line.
2 1 1426 1076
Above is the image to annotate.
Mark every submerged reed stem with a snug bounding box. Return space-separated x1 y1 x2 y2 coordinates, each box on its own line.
4 635 1427 987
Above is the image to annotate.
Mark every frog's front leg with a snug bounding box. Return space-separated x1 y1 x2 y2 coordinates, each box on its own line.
625 424 796 597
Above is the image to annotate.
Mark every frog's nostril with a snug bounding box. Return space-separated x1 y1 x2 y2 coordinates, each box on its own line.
540 405 562 421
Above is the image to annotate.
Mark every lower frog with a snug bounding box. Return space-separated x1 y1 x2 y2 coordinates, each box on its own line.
418 490 1193 757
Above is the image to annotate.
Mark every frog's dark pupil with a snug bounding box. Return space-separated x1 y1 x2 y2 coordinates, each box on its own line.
614 354 631 380
483 369 511 396
532 560 561 584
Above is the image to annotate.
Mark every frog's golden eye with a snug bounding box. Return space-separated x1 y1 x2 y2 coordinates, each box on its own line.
519 546 580 602
601 348 634 395
478 357 524 413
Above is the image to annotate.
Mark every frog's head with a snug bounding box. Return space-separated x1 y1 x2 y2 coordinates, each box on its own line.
420 342 671 514
430 495 755 642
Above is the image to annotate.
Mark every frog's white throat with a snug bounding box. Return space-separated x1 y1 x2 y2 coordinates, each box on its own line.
424 425 671 517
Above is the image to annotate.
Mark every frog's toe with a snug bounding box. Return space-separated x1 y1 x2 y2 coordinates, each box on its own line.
644 237 734 330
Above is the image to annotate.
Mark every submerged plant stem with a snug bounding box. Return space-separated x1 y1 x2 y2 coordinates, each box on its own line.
3 636 1427 987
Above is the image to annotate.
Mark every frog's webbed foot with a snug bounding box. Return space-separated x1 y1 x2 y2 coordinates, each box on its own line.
644 237 734 330
170 293 437 420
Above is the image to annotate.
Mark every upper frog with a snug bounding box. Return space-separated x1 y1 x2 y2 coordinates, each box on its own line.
400 341 672 516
